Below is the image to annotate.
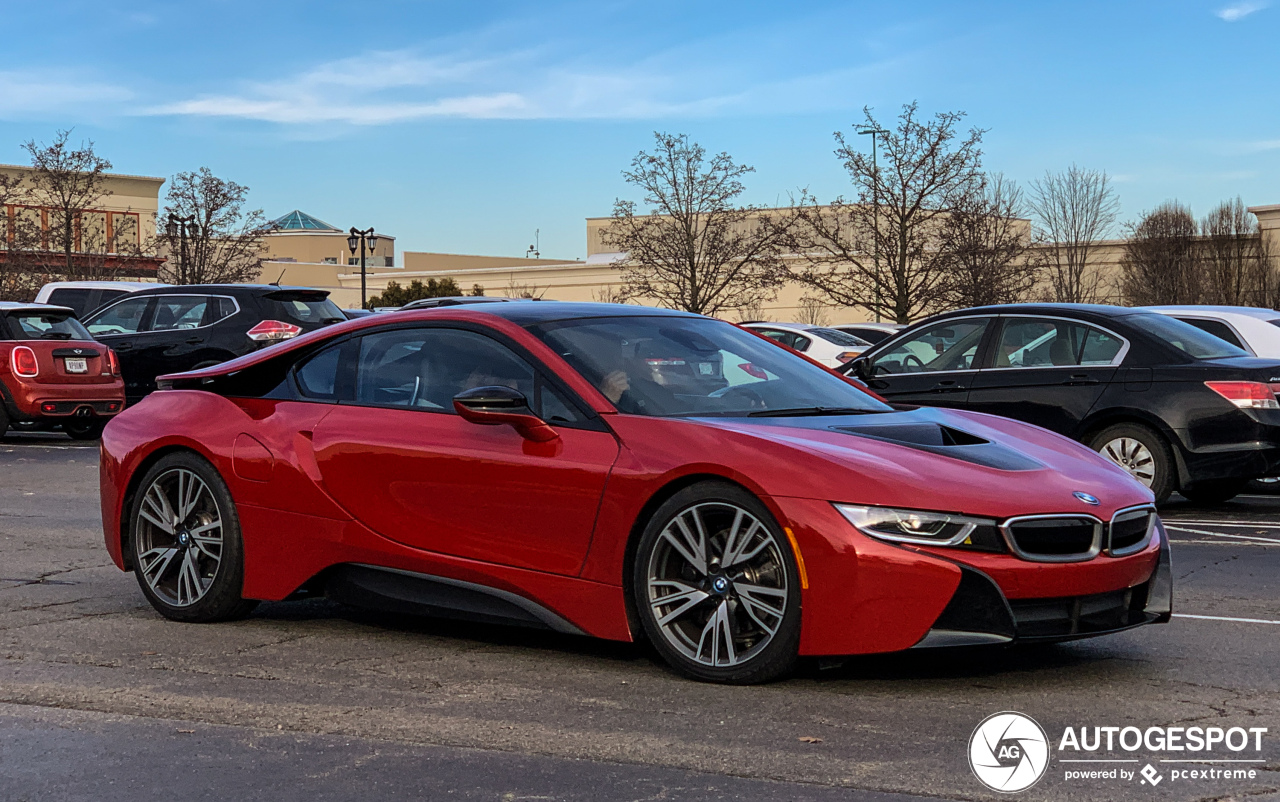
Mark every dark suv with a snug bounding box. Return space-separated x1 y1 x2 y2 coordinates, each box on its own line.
82 285 344 404
846 303 1280 504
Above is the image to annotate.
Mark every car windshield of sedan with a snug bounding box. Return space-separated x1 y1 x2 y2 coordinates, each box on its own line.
531 316 893 417
1125 313 1249 359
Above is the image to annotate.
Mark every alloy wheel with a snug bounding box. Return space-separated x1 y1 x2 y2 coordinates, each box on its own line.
135 468 224 607
1100 437 1155 487
645 502 790 668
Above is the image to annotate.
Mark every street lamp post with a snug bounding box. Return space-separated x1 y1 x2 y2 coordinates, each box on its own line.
166 213 198 283
347 227 378 309
856 126 888 323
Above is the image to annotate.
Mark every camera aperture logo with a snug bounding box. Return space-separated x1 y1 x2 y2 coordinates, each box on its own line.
969 711 1051 793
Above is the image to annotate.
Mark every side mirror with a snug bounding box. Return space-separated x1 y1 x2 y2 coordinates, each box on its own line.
849 356 870 379
452 385 558 442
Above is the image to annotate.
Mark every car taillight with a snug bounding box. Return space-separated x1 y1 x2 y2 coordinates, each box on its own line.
739 362 768 380
11 346 38 377
246 320 303 342
1204 381 1280 409
105 349 120 377
836 351 860 364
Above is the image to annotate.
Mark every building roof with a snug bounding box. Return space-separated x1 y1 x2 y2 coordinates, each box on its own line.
269 210 341 232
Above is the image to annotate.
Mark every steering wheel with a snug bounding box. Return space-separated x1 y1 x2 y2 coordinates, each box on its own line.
903 354 926 370
715 385 767 410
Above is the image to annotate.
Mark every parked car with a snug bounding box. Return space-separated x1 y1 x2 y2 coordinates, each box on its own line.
81 285 345 405
740 322 871 368
1142 306 1280 358
0 302 124 439
399 296 516 311
35 281 169 318
341 308 376 320
100 302 1169 684
845 303 1280 504
831 322 904 345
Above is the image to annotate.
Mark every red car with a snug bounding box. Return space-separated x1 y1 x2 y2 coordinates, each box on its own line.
1 302 124 440
99 303 1171 684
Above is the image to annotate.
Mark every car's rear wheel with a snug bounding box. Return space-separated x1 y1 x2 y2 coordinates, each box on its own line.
1179 478 1247 505
63 419 106 440
632 481 801 684
1090 423 1175 503
129 452 257 623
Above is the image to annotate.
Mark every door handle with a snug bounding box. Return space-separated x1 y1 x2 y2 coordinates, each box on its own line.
930 380 965 393
1062 373 1099 386
185 337 203 344
113 343 133 351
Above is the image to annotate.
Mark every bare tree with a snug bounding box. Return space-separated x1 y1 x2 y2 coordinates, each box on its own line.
733 299 764 322
783 103 985 323
795 295 831 326
22 130 115 279
603 132 793 316
1027 165 1120 303
160 168 267 284
590 284 629 304
934 173 1037 308
1119 201 1198 305
0 171 48 300
1201 198 1270 305
504 275 547 299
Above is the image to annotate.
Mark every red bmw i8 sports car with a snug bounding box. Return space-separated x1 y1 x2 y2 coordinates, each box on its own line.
99 302 1172 683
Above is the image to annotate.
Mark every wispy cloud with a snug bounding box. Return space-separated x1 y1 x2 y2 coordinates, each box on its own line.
0 70 133 120
144 44 878 125
1216 1 1268 21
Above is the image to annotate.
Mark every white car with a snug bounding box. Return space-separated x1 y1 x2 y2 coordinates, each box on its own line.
1141 306 1280 358
741 322 872 368
35 281 168 318
831 322 904 345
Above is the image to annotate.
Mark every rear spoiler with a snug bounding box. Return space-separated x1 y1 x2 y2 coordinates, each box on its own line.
0 304 78 318
262 289 331 302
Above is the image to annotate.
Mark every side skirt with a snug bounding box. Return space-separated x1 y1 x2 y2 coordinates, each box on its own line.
325 563 587 636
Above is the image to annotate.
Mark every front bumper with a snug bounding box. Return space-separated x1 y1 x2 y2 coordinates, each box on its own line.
912 520 1173 648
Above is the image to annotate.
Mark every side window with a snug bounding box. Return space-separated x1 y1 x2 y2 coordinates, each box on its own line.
149 296 209 331
84 297 152 336
295 345 343 400
47 288 93 315
792 335 812 352
354 328 535 411
872 318 989 375
207 297 238 324
1080 327 1124 365
537 379 586 424
1177 318 1245 350
755 329 795 348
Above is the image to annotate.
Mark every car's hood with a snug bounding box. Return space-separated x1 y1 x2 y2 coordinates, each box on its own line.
676 405 1152 520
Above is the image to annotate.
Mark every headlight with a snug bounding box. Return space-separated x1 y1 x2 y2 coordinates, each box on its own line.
834 503 1004 550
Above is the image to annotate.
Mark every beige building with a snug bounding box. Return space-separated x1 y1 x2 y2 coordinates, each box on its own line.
0 163 165 279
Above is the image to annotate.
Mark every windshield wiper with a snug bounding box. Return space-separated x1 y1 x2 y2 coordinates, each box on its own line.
747 406 882 417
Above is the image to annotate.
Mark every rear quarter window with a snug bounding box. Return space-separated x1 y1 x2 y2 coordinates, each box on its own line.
269 297 344 325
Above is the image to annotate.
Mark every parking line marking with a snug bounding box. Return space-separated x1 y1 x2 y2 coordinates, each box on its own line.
1169 539 1277 545
1164 519 1280 528
1162 525 1280 544
1174 613 1280 625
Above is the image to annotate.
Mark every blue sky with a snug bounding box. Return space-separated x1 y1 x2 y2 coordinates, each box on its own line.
0 0 1276 259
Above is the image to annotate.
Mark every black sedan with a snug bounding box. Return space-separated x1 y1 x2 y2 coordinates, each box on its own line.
82 285 345 405
845 303 1280 503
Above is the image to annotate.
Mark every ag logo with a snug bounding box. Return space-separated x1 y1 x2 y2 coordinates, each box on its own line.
968 711 1050 793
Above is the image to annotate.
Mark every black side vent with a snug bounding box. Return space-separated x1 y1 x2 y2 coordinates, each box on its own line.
832 422 1042 472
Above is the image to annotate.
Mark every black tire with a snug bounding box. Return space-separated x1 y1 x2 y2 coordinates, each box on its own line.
632 481 801 684
1089 422 1176 504
0 406 8 440
63 419 106 440
128 451 257 623
1179 478 1247 505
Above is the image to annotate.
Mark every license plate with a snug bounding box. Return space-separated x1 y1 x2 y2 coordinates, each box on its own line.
64 358 87 374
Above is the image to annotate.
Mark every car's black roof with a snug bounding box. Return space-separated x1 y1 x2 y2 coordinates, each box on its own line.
933 302 1138 318
124 284 330 297
455 300 699 326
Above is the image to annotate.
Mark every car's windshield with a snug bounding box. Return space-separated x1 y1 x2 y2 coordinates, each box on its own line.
5 312 93 341
530 315 892 417
1125 313 1248 359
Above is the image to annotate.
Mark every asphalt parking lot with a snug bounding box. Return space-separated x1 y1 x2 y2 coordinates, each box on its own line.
1 433 1277 802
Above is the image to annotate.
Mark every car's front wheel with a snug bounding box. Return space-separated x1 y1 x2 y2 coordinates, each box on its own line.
632 481 801 684
129 452 257 622
1090 423 1175 503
